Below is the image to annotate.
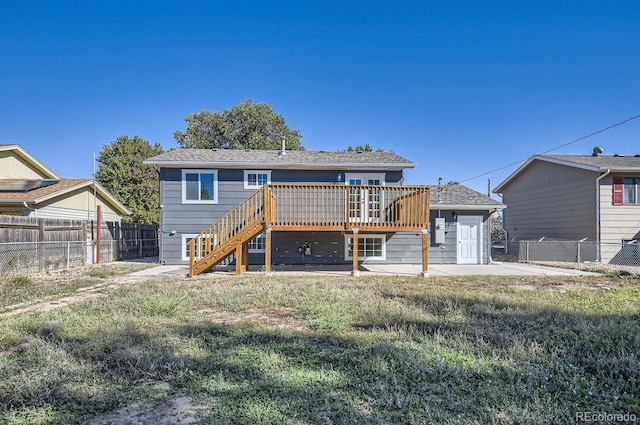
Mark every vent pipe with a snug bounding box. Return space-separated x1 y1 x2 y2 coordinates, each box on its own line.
279 137 286 156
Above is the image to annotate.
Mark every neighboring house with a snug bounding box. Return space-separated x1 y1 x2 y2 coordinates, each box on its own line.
0 144 129 221
493 151 640 264
144 148 504 274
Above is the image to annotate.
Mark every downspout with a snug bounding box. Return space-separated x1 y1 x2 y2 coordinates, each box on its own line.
23 201 37 217
595 169 611 262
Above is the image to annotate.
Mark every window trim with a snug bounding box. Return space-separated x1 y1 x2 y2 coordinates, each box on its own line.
244 170 272 190
182 169 218 204
344 233 386 261
344 173 386 186
181 233 197 262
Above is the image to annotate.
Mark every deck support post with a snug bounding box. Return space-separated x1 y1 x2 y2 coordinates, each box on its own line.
235 242 248 275
351 228 360 277
421 229 429 278
265 228 272 273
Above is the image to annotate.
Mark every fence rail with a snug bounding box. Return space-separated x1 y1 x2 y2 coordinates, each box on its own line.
502 239 640 267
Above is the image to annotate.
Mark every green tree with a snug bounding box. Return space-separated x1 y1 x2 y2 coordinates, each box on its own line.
95 135 164 225
345 143 384 152
174 99 304 150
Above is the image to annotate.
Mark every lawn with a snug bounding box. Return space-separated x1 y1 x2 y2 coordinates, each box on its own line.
0 268 639 424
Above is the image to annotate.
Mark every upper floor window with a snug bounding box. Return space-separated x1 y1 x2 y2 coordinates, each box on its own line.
613 177 639 205
244 170 271 190
182 169 218 204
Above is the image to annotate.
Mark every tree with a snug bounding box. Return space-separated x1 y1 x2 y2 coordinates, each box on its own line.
345 143 384 152
174 99 304 150
95 135 164 225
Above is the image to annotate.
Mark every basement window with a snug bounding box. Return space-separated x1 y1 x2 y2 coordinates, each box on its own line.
248 232 266 253
344 234 386 261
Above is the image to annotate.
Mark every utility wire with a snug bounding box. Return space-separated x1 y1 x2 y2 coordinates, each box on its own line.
458 113 640 184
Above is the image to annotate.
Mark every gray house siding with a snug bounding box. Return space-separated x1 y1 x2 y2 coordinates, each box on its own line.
159 167 406 265
500 161 596 241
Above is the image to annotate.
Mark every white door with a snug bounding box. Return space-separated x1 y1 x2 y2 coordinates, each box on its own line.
346 174 383 223
457 216 482 264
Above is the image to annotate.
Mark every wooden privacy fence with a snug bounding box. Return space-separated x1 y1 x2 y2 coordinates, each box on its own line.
0 216 158 275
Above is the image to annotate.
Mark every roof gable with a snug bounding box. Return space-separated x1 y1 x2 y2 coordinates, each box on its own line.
0 144 59 179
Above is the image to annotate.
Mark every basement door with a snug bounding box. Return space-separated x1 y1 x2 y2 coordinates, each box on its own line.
457 215 482 264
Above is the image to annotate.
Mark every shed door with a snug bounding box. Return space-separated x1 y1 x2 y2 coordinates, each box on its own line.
457 216 482 264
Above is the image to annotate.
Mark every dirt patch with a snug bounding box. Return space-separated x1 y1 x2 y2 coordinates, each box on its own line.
88 395 209 425
200 305 311 331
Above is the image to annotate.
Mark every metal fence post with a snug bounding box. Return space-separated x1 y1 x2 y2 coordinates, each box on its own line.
577 242 581 263
526 241 530 262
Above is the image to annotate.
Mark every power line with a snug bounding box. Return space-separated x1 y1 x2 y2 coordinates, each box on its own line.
458 113 640 184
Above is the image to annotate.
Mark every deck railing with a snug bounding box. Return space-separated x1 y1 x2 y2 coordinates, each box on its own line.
266 184 430 231
189 184 430 274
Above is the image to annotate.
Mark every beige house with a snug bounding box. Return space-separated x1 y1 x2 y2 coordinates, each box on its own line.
0 144 129 221
494 152 640 263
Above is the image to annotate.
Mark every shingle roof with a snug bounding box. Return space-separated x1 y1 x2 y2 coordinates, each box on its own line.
428 184 504 209
494 154 640 193
0 179 89 201
144 149 415 170
0 179 130 215
543 154 640 170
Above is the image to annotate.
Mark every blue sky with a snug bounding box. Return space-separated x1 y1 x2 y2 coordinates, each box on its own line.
2 1 639 195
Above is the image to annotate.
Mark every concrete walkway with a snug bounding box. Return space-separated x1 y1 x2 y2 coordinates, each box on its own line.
129 262 600 277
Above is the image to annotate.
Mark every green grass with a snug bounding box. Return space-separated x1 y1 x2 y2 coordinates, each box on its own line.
0 272 639 424
0 263 154 309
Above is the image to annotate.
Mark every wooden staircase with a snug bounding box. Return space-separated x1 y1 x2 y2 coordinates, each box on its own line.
189 187 267 276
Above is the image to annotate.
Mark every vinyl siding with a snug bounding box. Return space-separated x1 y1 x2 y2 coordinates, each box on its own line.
598 174 640 262
500 161 597 240
159 167 404 264
0 152 48 179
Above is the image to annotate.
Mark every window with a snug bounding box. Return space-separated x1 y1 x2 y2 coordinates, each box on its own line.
613 177 639 205
248 232 266 253
183 233 218 261
344 234 386 260
244 170 271 189
182 234 197 262
182 170 218 204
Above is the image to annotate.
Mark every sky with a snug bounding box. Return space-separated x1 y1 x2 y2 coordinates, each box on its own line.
2 1 639 196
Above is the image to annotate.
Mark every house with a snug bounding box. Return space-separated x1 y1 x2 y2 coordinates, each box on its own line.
0 144 130 221
144 148 504 275
493 150 640 264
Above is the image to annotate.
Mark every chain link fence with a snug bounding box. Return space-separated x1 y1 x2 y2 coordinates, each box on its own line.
502 239 640 267
0 239 159 277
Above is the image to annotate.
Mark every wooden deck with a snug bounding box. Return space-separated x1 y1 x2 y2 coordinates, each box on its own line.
189 184 430 276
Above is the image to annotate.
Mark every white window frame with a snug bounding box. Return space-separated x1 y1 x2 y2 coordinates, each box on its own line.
344 173 385 186
248 232 266 253
182 233 220 261
182 169 218 204
182 233 197 262
344 234 386 261
244 170 272 190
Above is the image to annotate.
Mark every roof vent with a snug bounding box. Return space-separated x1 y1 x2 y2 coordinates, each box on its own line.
614 154 625 157
592 146 604 156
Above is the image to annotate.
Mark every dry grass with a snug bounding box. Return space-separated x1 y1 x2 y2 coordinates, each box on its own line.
0 270 638 424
